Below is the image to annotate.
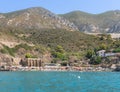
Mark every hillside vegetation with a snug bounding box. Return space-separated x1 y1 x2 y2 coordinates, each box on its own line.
25 29 112 52
0 7 120 65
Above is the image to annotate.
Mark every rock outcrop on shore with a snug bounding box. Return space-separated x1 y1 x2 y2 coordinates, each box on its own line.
113 64 120 71
0 53 13 66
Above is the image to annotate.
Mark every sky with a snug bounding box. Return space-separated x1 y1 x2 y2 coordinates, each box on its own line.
0 0 120 14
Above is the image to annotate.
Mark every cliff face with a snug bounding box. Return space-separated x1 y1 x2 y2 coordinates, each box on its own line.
60 10 120 33
108 22 120 33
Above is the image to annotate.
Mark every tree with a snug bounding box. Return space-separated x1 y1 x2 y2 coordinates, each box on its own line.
51 45 67 61
107 34 112 40
86 50 95 59
61 61 68 66
113 48 120 53
55 45 65 54
25 53 33 58
90 56 102 65
51 52 67 61
99 43 107 50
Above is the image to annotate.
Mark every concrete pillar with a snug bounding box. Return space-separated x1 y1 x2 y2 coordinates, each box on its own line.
31 60 34 66
37 61 40 67
36 60 38 67
28 60 30 67
27 60 29 66
30 60 32 67
34 60 37 67
39 60 42 67
33 60 35 67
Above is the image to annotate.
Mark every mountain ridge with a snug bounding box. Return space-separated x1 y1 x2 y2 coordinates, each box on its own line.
60 10 120 33
0 7 78 32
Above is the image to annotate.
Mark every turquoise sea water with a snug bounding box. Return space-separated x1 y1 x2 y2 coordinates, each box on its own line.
0 71 120 92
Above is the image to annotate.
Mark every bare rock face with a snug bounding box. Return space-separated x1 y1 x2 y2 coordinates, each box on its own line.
0 54 13 66
114 64 120 71
79 24 100 33
108 22 120 33
61 10 120 33
110 64 117 69
42 52 52 63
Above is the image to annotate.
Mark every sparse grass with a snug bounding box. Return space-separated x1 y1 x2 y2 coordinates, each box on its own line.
0 44 32 57
0 45 15 56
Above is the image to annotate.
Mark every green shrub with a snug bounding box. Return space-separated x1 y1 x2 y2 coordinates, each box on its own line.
34 45 47 54
14 43 32 51
90 56 102 65
0 44 33 57
1 45 15 56
25 53 37 58
0 49 8 54
61 61 68 66
86 50 95 59
113 48 120 53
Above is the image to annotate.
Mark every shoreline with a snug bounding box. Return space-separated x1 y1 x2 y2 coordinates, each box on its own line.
0 70 114 72
0 66 114 72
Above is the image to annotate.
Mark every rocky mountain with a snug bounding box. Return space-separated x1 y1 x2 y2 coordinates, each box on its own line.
60 10 120 33
0 7 118 66
0 7 112 57
0 7 80 62
0 7 78 31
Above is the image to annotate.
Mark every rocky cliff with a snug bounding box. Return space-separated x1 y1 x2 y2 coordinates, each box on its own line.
60 10 120 33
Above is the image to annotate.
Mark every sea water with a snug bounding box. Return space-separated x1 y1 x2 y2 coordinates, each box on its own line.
0 71 120 92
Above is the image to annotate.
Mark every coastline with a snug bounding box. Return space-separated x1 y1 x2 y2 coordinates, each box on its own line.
0 65 114 72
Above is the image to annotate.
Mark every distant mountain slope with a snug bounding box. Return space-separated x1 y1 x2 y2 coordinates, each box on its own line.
60 10 120 33
0 7 78 31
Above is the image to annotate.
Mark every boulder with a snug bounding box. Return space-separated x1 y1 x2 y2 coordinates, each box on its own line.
110 64 117 69
114 64 120 71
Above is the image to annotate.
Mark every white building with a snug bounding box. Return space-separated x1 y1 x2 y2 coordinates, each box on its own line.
97 50 117 57
97 50 106 57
